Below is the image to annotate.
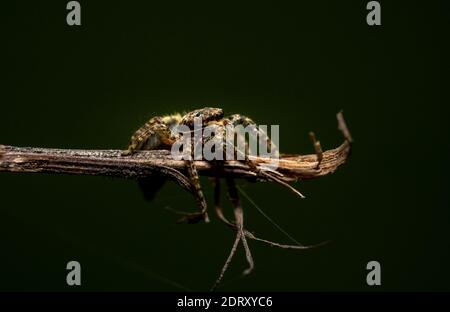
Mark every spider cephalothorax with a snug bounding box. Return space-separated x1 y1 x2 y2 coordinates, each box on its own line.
123 107 318 290
180 107 224 128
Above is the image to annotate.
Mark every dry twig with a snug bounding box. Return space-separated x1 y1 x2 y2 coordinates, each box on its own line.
0 113 352 183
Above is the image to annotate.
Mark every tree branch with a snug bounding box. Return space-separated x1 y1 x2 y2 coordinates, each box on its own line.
0 112 352 184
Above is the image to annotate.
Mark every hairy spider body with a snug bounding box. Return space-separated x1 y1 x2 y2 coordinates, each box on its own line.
180 107 224 128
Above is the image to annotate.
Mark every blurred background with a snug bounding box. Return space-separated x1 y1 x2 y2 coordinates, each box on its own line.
0 0 449 291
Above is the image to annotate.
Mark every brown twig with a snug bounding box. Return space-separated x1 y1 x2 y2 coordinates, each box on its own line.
0 112 352 183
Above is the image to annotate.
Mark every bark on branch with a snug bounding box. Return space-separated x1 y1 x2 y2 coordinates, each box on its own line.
0 112 352 186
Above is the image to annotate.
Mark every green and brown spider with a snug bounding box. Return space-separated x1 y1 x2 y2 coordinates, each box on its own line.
123 107 322 290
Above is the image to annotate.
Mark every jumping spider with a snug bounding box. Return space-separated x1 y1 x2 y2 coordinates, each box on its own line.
123 107 322 290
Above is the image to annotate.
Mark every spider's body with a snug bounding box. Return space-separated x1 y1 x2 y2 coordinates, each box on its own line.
180 107 224 128
123 108 227 154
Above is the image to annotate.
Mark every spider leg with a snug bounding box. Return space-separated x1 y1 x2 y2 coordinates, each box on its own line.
229 114 277 157
227 115 305 197
226 177 254 275
259 171 305 198
122 126 156 156
169 130 210 223
211 177 254 291
214 177 235 228
211 218 241 291
122 116 169 156
229 130 306 198
124 117 208 221
122 118 175 201
181 158 210 223
214 178 323 250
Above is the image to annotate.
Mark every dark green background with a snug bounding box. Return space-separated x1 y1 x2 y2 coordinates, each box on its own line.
1 1 449 291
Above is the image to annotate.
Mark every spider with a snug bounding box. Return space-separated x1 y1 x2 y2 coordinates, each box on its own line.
123 107 323 290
